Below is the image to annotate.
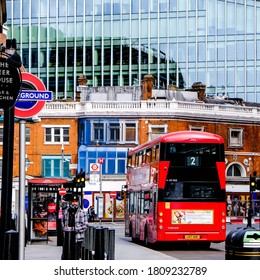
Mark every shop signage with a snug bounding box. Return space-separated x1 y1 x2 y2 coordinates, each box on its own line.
0 56 21 109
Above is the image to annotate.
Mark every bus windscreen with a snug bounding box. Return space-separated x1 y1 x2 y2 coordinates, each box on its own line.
159 143 225 202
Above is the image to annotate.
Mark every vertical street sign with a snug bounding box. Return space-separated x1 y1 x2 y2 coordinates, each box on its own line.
96 158 104 225
0 56 21 107
0 52 22 260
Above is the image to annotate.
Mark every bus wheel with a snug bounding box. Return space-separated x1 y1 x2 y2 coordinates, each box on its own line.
130 223 136 243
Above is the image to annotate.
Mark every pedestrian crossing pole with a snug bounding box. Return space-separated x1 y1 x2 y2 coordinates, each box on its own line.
97 158 104 225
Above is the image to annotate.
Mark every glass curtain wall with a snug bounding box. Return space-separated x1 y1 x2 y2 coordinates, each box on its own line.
5 0 260 102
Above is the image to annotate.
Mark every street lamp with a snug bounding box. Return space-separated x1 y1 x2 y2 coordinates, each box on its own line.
61 143 64 178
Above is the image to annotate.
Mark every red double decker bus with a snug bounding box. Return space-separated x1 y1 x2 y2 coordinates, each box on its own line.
125 131 226 248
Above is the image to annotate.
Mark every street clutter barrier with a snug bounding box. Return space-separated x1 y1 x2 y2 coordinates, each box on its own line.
62 230 76 260
3 230 19 260
225 226 260 260
62 225 115 260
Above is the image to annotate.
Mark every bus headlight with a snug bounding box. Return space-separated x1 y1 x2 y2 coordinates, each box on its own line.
159 225 163 230
159 218 163 223
159 212 163 217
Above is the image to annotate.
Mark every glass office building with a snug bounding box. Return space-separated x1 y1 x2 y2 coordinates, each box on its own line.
5 0 260 102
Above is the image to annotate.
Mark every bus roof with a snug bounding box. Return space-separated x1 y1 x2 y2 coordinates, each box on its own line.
128 130 224 155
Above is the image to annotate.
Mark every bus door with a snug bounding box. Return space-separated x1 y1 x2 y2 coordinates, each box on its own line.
135 191 141 237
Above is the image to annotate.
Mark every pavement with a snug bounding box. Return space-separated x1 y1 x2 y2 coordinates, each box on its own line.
24 222 176 260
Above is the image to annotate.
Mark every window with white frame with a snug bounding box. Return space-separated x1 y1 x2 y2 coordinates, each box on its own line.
189 125 204 131
227 163 242 177
229 128 243 148
26 127 31 143
1 126 30 143
91 120 138 144
93 123 104 142
109 122 120 141
124 123 137 142
42 155 71 178
148 125 167 140
44 126 70 144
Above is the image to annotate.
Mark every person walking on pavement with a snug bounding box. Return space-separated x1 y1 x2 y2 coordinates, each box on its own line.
87 206 95 222
62 195 88 259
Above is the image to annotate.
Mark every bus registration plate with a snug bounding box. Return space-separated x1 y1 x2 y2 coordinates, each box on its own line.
184 235 200 239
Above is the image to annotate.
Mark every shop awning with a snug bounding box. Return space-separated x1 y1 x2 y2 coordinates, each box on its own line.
28 178 68 185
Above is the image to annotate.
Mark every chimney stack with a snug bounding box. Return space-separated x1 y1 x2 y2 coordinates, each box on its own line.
142 74 154 100
78 74 87 86
191 82 206 101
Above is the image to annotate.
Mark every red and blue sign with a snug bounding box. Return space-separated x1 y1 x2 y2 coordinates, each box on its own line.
15 72 52 119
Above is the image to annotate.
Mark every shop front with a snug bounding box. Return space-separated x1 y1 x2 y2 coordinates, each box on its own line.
27 178 83 242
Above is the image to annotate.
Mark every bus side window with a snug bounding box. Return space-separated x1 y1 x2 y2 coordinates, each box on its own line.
143 191 150 214
138 152 142 167
145 148 152 164
151 146 156 162
127 155 132 167
155 145 160 161
129 193 135 212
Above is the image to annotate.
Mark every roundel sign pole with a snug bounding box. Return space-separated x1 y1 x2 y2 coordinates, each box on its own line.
14 73 51 260
15 72 49 118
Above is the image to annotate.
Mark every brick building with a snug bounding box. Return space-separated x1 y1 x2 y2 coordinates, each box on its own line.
1 74 260 221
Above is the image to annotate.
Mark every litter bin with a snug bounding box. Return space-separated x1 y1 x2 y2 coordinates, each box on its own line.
225 227 260 260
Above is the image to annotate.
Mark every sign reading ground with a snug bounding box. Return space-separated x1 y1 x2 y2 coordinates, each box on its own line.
15 72 53 118
18 90 52 101
0 57 21 109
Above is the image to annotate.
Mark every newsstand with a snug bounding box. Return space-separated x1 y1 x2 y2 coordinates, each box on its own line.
225 227 260 260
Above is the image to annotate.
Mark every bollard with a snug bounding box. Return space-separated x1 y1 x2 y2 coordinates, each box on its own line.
103 227 109 260
94 226 105 260
108 228 115 260
62 230 76 260
56 219 63 246
81 226 89 260
4 230 19 260
88 226 96 260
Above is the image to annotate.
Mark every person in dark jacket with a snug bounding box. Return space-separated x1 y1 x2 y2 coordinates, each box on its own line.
62 195 88 259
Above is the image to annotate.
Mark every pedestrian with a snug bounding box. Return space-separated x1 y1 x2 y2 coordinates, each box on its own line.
62 195 88 260
87 206 95 222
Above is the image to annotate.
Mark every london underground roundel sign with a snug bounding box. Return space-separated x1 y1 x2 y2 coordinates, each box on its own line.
15 72 46 118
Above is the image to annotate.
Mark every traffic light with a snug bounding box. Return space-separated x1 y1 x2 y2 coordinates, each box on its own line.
79 171 85 187
74 170 85 187
250 174 256 192
250 174 260 191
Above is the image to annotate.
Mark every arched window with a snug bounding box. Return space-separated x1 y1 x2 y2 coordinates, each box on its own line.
227 163 245 177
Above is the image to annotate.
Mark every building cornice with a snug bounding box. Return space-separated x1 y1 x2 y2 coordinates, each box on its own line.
35 100 260 124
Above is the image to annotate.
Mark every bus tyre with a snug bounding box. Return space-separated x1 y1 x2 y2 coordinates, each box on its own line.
130 223 136 243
